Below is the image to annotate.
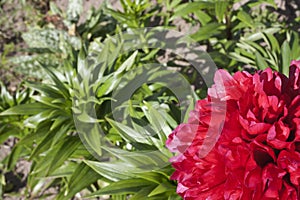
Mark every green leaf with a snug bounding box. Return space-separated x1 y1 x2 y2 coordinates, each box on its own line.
46 136 81 175
57 162 101 200
229 52 255 65
24 110 53 128
0 127 20 144
237 10 254 28
115 50 138 75
104 8 135 26
142 102 171 143
281 40 291 76
96 74 121 97
112 194 127 200
0 103 50 116
245 28 281 41
135 172 165 185
26 82 63 98
148 182 176 197
102 147 169 169
130 186 166 200
251 0 277 8
84 160 137 181
76 111 103 123
86 179 154 197
168 194 182 200
29 124 71 159
106 118 152 145
30 96 62 109
42 67 70 99
5 145 24 170
75 120 103 158
47 161 77 178
172 2 214 19
255 51 269 70
183 98 194 123
50 116 69 130
194 10 212 25
49 1 63 15
289 31 300 59
0 82 14 107
0 173 3 198
262 33 280 53
215 0 228 23
191 23 223 41
127 101 154 143
239 40 268 57
17 121 52 146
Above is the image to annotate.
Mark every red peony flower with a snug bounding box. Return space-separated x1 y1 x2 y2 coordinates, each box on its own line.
166 62 300 200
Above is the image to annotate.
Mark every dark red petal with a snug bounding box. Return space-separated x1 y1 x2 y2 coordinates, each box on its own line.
277 150 300 186
289 60 300 91
262 164 286 198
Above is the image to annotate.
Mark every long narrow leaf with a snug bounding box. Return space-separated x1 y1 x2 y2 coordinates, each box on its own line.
0 103 50 116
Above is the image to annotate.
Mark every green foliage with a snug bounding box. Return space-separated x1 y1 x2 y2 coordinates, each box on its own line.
104 0 159 28
1 0 300 199
1 25 185 199
0 81 31 147
0 82 32 196
231 30 300 75
168 0 300 73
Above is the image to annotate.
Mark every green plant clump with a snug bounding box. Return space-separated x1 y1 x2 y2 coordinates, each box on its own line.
0 0 299 199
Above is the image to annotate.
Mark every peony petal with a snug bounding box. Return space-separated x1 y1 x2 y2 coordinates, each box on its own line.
280 181 298 200
167 61 300 200
277 150 300 186
208 69 243 101
244 167 262 188
262 164 286 198
289 60 300 91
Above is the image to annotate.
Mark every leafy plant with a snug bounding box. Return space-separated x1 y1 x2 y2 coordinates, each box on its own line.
0 82 32 197
168 0 287 71
1 0 300 199
230 30 300 75
1 24 191 198
104 0 163 28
